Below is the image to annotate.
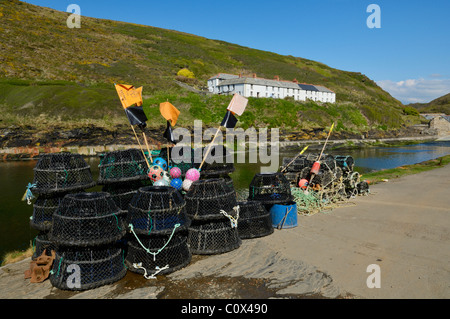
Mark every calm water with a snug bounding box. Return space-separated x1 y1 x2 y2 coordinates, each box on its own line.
1 141 449 262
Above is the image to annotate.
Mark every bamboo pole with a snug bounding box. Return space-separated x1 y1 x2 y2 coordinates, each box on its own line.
199 126 222 170
131 125 151 170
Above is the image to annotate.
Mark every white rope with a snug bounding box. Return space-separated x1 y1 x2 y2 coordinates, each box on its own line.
220 205 240 228
128 223 181 261
132 263 169 280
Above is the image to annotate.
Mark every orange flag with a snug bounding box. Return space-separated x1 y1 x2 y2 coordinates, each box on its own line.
227 93 248 116
115 84 143 109
160 102 180 126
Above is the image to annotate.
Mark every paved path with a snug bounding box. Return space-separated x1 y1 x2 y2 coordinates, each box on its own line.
1 164 449 299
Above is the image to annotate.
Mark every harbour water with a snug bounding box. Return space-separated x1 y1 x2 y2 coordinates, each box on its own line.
1 141 449 262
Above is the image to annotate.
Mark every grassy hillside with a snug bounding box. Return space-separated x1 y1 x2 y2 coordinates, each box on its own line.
408 93 450 115
0 0 418 133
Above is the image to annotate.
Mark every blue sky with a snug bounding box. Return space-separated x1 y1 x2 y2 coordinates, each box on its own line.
21 0 450 104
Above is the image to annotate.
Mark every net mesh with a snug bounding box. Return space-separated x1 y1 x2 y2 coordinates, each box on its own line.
248 172 292 204
32 231 57 260
49 192 127 247
125 232 191 276
97 149 149 185
127 186 190 235
49 244 127 291
102 180 152 211
185 179 238 221
30 193 70 232
32 153 96 195
237 201 274 239
187 219 242 255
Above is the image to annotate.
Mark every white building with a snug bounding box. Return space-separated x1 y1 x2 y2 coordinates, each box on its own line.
207 73 336 103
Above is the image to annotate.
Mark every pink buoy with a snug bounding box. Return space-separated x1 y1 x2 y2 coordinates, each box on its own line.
170 167 182 179
185 168 200 182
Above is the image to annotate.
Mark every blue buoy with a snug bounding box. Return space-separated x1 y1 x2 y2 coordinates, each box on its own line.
270 201 298 229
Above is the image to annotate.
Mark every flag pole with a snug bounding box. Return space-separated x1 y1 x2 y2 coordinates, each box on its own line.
142 131 153 164
307 123 335 189
199 126 222 170
281 146 309 173
131 125 151 170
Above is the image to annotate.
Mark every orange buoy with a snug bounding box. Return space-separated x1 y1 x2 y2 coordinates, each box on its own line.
310 161 321 175
298 179 309 189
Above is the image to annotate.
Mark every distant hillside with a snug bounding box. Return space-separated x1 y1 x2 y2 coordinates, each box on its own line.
0 0 417 133
409 93 450 115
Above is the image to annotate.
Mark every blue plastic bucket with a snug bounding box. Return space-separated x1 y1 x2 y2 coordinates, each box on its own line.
270 201 298 229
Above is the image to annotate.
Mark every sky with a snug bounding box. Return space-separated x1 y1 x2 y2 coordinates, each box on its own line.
20 0 450 104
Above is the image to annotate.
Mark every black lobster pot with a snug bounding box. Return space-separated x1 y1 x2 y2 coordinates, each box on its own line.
49 244 127 291
127 186 190 235
199 145 235 177
32 153 96 195
237 201 274 239
102 180 151 212
30 193 68 232
248 172 293 204
97 148 149 185
299 166 335 189
125 231 191 276
32 231 57 260
188 219 241 255
185 179 238 221
334 155 355 173
49 192 127 247
281 155 309 173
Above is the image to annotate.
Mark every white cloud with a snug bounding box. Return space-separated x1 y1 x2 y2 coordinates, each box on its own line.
376 78 450 104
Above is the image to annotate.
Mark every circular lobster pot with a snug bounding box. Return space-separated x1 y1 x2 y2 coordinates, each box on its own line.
125 231 191 276
32 232 57 260
32 153 96 195
158 146 198 177
127 186 189 235
49 192 127 247
199 145 235 177
102 180 151 211
187 219 241 255
97 148 149 185
237 201 274 239
248 172 292 204
30 193 69 232
49 244 127 291
185 179 238 221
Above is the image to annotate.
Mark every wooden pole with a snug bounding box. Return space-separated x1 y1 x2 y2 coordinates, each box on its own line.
199 126 222 170
307 123 334 189
131 125 151 170
142 132 153 164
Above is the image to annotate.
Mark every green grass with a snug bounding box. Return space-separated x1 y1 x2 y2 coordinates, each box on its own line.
361 155 450 185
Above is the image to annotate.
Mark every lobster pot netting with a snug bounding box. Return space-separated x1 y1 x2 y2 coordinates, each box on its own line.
31 192 72 232
97 149 149 185
127 186 190 235
50 192 127 247
237 201 274 239
50 244 127 291
158 147 198 176
125 232 191 276
32 232 57 260
185 179 238 221
32 153 95 195
248 173 293 204
199 145 235 177
281 155 309 173
188 219 241 255
102 180 152 211
334 155 355 173
299 167 335 189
